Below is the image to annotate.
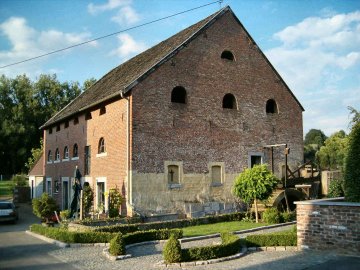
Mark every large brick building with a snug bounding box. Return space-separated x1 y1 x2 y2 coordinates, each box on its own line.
41 6 304 217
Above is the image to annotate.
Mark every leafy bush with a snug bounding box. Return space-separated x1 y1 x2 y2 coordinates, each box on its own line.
280 211 296 223
124 229 182 245
30 224 181 244
91 212 247 233
108 187 123 218
245 231 296 247
181 232 241 262
328 179 344 198
32 193 59 222
60 210 70 221
82 184 94 215
11 175 28 187
109 233 126 256
163 235 182 263
262 208 280 224
344 122 360 202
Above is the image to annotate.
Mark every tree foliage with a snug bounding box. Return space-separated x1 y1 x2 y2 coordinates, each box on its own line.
316 131 348 170
232 164 279 222
304 129 327 163
0 74 95 174
32 193 59 221
344 122 360 202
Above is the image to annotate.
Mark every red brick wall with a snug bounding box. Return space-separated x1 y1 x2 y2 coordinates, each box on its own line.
296 200 360 255
130 11 303 176
44 99 128 212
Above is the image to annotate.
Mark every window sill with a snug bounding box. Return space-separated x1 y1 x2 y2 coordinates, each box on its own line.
54 160 60 164
46 161 53 164
96 152 107 158
62 158 69 162
168 183 182 189
71 157 79 161
211 182 223 187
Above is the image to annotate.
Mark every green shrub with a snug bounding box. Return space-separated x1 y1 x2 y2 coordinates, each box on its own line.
82 184 94 215
280 211 296 223
30 224 181 244
344 122 360 202
32 193 59 222
109 233 126 256
328 179 344 198
163 235 182 263
181 232 241 262
11 175 28 187
108 188 123 218
123 229 182 245
245 231 296 247
91 212 247 233
262 208 280 224
60 210 70 221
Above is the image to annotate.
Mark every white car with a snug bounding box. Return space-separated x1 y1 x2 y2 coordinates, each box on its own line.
0 202 19 224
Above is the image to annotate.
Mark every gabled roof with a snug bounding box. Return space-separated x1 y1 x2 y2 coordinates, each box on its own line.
41 6 303 129
28 152 44 176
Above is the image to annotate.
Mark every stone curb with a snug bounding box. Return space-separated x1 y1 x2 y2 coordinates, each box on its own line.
102 248 132 261
180 221 296 243
155 245 299 267
26 230 70 248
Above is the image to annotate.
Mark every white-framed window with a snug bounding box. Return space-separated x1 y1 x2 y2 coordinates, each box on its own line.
46 178 52 196
209 162 225 186
248 152 264 168
63 146 69 160
96 137 107 157
72 143 79 160
165 161 183 189
96 177 107 212
47 150 52 163
54 148 60 163
61 177 70 210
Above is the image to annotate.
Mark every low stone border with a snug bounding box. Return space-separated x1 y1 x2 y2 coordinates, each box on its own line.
102 248 132 261
155 246 298 267
155 248 247 268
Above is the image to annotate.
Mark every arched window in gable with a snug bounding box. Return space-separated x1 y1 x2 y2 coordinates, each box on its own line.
98 137 106 154
221 50 235 61
266 99 278 114
171 86 187 104
222 93 237 109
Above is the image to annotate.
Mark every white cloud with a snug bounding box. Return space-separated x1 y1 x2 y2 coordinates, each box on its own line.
264 11 360 136
111 6 140 25
88 0 140 26
110 33 147 60
0 17 96 78
88 0 131 15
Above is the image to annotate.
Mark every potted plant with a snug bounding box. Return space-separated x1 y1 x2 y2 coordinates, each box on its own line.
32 193 59 226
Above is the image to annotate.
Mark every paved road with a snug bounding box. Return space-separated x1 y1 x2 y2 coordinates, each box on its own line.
0 201 78 270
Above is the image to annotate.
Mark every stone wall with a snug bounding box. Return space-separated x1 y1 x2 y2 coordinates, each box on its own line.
295 198 360 255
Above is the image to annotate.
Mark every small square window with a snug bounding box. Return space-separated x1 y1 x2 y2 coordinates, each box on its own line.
56 125 60 132
64 121 69 128
74 117 79 125
49 128 53 134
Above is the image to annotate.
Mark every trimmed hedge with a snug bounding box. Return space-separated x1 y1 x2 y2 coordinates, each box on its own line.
91 212 247 234
181 232 241 262
30 224 182 244
109 233 126 256
245 231 297 247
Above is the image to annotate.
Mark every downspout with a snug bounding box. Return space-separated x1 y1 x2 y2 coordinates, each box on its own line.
120 90 132 213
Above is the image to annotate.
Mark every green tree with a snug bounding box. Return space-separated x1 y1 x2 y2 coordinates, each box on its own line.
83 78 97 90
344 122 360 202
25 138 43 172
232 164 279 223
304 129 327 163
82 183 94 216
316 131 348 170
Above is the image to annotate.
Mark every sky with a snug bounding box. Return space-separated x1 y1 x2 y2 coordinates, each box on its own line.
0 0 359 137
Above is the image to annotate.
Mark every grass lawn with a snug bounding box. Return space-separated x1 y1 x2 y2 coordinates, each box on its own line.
182 221 269 237
0 180 13 197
